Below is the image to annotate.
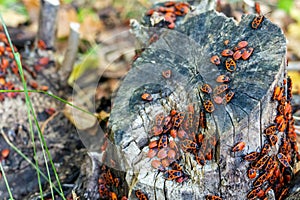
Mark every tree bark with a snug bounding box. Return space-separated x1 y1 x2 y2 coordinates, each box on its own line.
108 10 289 199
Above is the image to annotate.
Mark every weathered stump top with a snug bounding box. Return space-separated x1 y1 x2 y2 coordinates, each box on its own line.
108 10 288 199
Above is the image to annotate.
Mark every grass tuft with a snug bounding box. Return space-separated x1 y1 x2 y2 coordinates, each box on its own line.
0 13 73 200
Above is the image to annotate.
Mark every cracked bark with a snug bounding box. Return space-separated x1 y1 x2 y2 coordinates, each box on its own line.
108 10 287 199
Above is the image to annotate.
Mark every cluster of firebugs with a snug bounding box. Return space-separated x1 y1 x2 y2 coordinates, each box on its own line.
142 35 255 199
205 38 253 111
0 27 22 101
0 148 9 179
97 166 129 200
97 2 299 200
145 1 190 29
0 25 51 102
244 76 296 199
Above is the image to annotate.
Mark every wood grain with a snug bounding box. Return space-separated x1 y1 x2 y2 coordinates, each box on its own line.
109 10 287 199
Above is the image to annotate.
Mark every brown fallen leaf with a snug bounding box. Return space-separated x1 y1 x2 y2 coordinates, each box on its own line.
63 100 97 131
57 5 78 38
80 14 104 42
93 0 113 10
0 7 28 27
107 78 120 93
21 0 40 24
288 71 300 95
97 110 110 121
95 82 110 100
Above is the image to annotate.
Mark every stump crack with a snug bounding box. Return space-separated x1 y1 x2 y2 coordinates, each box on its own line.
259 100 263 148
239 91 260 102
163 179 168 200
153 172 160 200
109 10 287 200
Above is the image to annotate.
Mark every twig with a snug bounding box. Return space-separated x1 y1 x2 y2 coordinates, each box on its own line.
41 111 60 134
59 22 80 86
293 115 300 121
37 0 60 49
288 61 300 71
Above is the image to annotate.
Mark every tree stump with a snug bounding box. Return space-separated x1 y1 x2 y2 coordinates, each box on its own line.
286 170 300 199
108 10 292 199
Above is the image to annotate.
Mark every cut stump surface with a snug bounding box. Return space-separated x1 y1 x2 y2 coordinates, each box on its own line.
108 10 287 199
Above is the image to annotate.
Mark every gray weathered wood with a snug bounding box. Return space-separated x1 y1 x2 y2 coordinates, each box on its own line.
108 10 287 199
286 170 300 199
37 0 60 49
59 22 80 86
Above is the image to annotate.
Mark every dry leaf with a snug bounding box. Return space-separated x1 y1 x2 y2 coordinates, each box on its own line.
64 101 97 130
57 5 78 38
0 6 28 27
68 55 99 86
95 83 110 100
287 36 300 59
288 71 300 94
108 78 120 93
21 0 40 23
93 0 113 10
79 15 104 42
97 110 110 120
288 23 300 38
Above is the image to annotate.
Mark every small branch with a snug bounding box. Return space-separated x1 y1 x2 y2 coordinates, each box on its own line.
84 154 100 199
37 0 60 49
41 111 60 134
288 61 300 71
59 22 80 85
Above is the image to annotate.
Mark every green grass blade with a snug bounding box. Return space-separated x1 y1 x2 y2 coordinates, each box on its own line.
0 129 65 197
0 162 14 200
0 89 96 117
0 14 44 199
0 14 65 200
14 52 56 200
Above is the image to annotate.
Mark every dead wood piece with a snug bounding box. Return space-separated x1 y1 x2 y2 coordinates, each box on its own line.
37 0 60 50
59 22 80 86
108 10 287 200
286 170 300 199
